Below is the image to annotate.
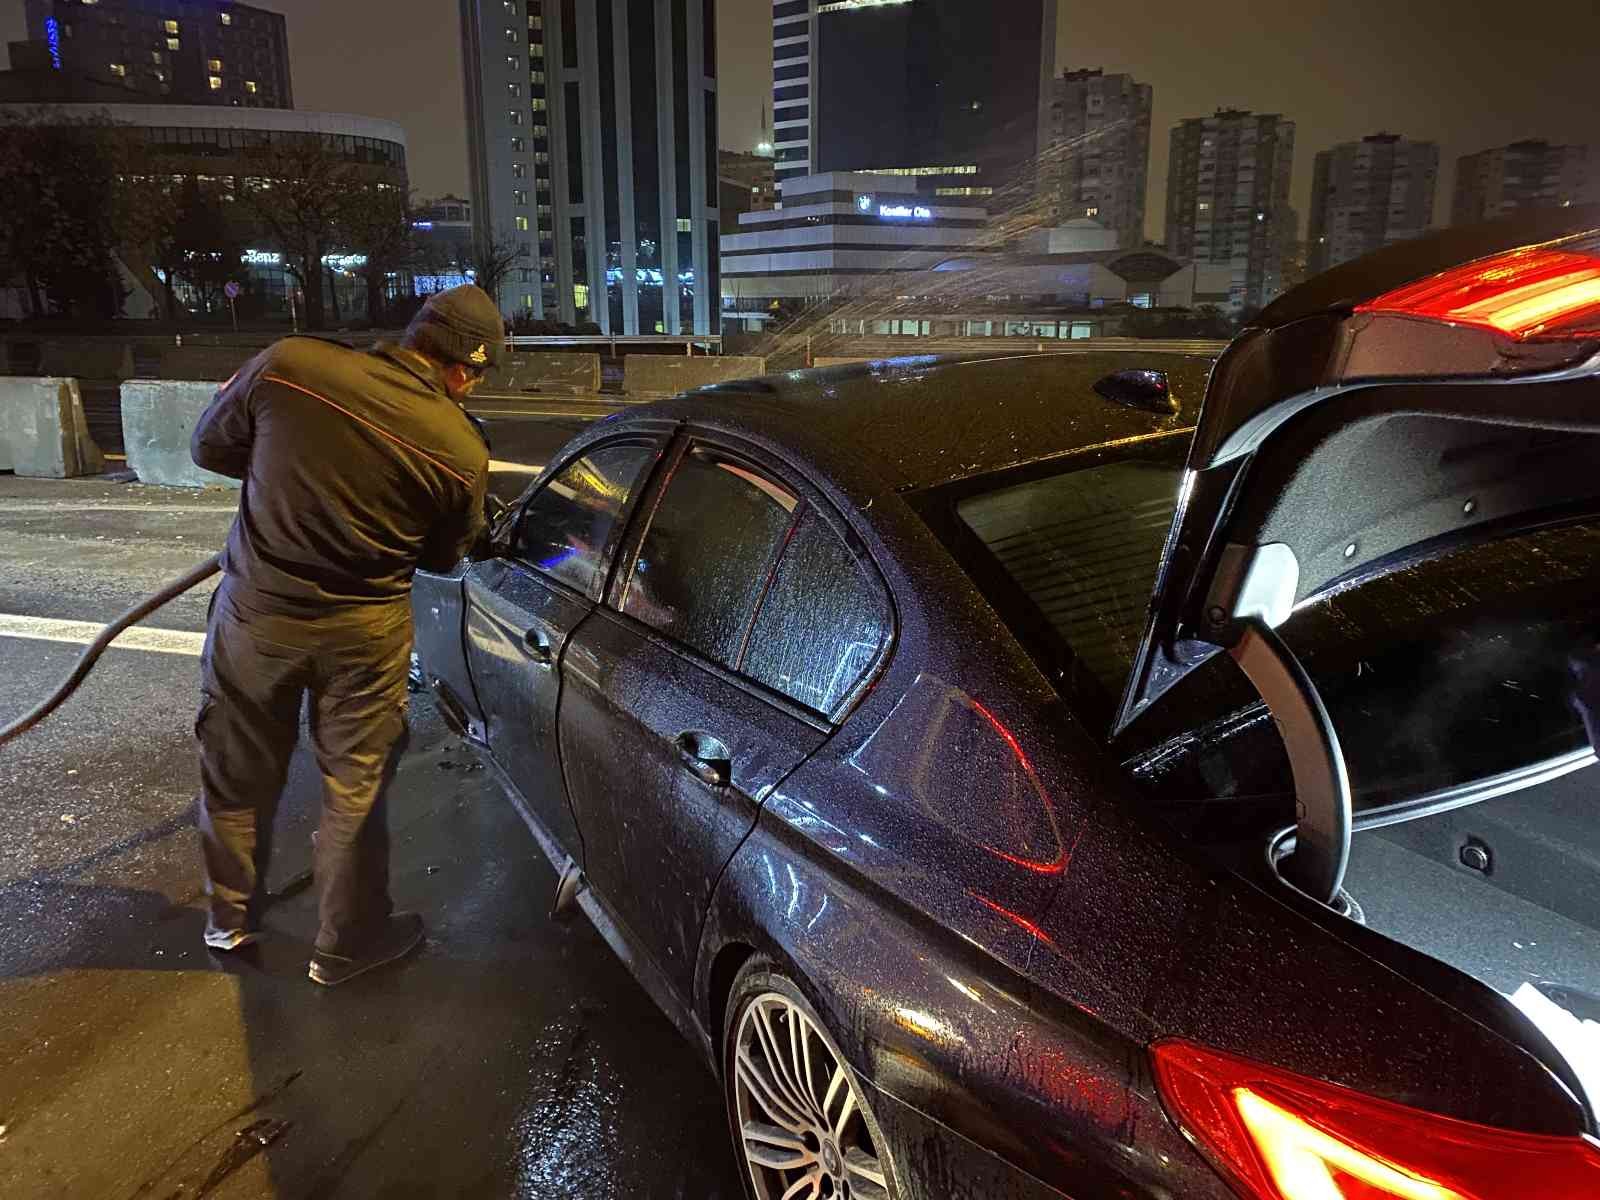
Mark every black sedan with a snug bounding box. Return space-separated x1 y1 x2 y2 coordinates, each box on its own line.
414 214 1600 1200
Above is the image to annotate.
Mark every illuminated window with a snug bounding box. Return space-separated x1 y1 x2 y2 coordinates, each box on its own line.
220 12 232 25
513 189 528 206
166 37 179 49
532 124 548 139
164 19 178 33
515 216 530 231
151 49 162 63
506 54 517 71
1086 205 1099 217
573 283 589 308
859 164 977 177
508 81 521 97
512 161 526 178
676 218 692 232
509 109 522 125
208 58 222 71
245 80 257 94
510 136 525 151
109 62 126 76
505 27 518 43
530 98 546 112
208 75 222 89
530 69 545 83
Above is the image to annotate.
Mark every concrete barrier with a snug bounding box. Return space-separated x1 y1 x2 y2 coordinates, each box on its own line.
155 346 253 381
0 377 106 478
483 352 601 395
622 355 767 397
121 380 238 489
39 341 134 381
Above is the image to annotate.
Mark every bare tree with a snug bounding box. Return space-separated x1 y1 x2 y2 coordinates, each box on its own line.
235 134 355 331
340 183 416 326
0 109 164 319
461 237 526 311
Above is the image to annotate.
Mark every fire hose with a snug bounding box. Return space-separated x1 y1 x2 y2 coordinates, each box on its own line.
0 553 224 748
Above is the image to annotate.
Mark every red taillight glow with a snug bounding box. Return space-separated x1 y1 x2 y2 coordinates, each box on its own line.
1355 247 1600 342
1151 1038 1600 1200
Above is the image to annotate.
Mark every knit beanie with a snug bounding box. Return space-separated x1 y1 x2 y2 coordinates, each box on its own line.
403 284 505 369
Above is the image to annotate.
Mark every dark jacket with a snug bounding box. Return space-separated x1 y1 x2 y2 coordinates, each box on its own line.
192 337 488 628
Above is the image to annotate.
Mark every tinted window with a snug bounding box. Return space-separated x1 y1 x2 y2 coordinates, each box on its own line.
744 511 888 714
515 442 656 598
622 447 797 667
955 460 1181 697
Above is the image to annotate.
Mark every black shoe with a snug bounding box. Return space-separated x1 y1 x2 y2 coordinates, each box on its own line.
308 913 424 986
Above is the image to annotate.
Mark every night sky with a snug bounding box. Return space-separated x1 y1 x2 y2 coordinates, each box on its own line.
3 0 1597 241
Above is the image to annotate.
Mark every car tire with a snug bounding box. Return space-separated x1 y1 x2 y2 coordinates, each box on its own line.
723 958 898 1200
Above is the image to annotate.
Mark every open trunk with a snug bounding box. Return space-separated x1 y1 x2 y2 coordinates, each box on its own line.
1342 766 1600 1109
1126 504 1600 1114
1344 766 1600 1011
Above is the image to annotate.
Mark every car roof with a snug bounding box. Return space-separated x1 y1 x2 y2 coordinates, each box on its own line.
643 350 1216 494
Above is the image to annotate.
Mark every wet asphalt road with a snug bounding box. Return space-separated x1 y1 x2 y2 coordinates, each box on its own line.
0 418 746 1196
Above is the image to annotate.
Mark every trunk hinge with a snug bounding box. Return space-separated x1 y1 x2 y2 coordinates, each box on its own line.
1228 618 1352 903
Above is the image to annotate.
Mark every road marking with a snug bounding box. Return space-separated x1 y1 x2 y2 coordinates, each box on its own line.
0 502 236 514
0 614 205 657
474 406 616 416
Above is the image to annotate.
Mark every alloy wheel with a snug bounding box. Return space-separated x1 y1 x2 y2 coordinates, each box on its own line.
732 991 891 1200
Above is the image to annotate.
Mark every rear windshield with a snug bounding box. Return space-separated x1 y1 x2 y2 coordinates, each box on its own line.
932 456 1600 823
953 458 1181 701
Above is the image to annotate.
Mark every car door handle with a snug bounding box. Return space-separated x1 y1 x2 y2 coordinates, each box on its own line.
675 731 731 788
522 628 554 667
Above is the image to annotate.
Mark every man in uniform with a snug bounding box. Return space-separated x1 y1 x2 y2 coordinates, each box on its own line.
190 284 500 985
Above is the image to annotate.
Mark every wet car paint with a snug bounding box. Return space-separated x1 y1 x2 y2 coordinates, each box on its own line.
414 349 1590 1198
465 557 594 855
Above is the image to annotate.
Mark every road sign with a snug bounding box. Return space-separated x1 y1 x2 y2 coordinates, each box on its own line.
224 281 241 300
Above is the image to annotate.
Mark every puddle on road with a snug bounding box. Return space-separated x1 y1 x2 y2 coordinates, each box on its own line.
500 1001 741 1198
509 1005 624 1195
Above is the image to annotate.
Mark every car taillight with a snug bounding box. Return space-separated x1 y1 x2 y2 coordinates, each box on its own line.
1151 1038 1600 1200
1355 246 1600 342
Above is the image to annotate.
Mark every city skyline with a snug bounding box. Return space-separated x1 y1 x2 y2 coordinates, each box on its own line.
3 0 1597 244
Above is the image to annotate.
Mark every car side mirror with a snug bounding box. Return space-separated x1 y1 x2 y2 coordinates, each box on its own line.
1093 368 1177 415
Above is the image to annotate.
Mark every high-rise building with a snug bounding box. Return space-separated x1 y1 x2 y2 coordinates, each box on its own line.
1451 140 1596 226
1166 108 1296 312
718 149 778 231
460 0 719 334
769 0 1056 202
1047 69 1152 246
1307 133 1438 273
22 0 291 108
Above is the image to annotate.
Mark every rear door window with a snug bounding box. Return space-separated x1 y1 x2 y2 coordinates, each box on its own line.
743 510 889 715
514 441 659 599
620 445 798 668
